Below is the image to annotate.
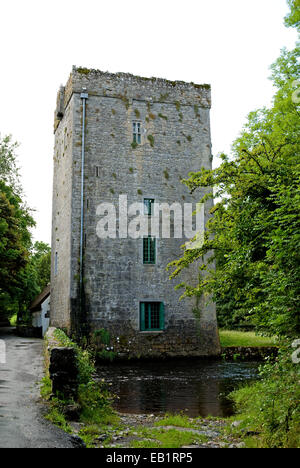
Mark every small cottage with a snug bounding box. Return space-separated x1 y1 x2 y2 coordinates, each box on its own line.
29 284 51 337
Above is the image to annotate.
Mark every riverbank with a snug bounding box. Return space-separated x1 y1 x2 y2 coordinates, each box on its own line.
42 328 292 449
69 412 245 449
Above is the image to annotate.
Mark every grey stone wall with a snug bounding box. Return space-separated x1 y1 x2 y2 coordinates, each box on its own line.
51 67 220 357
50 90 74 329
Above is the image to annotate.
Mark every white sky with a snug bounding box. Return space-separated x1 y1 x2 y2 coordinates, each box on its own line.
0 0 297 245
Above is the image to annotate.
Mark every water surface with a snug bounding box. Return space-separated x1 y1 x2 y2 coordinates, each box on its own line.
97 359 260 418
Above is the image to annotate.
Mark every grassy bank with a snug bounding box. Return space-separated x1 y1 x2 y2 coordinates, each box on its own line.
227 344 300 448
219 330 277 348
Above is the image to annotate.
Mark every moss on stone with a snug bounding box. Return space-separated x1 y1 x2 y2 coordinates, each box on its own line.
159 92 169 102
147 135 155 147
77 67 91 75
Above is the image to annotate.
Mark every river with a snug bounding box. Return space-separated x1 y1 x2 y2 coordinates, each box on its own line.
97 359 260 418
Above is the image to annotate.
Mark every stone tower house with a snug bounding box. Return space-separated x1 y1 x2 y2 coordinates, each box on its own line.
51 66 220 358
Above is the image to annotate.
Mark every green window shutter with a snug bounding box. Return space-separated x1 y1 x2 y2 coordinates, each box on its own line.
151 237 156 264
159 302 165 330
140 303 146 331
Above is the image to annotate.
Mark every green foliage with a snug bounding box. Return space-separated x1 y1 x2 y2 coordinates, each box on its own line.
147 135 155 147
78 381 116 425
193 104 200 117
163 169 169 180
9 313 17 326
52 329 116 426
134 109 141 118
219 330 277 347
159 92 169 102
131 141 138 149
158 113 168 120
284 0 300 31
40 375 52 400
53 328 94 385
130 427 208 448
93 328 111 345
230 345 300 448
78 425 104 448
168 41 300 338
77 68 90 75
97 350 117 362
30 241 51 292
0 135 21 192
0 135 50 323
155 413 195 429
45 407 72 434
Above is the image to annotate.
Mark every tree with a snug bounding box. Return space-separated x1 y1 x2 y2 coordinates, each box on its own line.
285 0 300 31
0 134 52 323
0 180 35 320
0 135 21 193
30 241 51 292
168 9 300 337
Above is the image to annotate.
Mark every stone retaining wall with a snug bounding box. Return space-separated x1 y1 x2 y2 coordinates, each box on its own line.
221 346 278 361
45 327 78 399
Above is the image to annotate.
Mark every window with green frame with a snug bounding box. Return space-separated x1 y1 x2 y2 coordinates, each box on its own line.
144 198 155 216
143 236 156 264
133 122 141 144
140 302 165 331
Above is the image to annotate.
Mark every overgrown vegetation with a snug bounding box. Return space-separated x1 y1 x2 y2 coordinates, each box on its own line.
229 346 300 448
169 37 300 340
42 329 118 439
0 135 51 324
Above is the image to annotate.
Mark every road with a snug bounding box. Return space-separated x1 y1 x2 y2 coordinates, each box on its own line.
0 327 75 448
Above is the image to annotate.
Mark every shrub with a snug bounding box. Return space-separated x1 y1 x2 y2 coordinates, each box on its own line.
230 344 300 448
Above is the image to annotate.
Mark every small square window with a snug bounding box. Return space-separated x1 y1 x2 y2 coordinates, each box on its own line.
133 122 141 144
143 236 156 264
140 302 165 331
144 198 155 216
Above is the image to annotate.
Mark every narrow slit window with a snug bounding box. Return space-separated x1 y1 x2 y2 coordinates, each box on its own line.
144 198 155 216
133 122 141 144
143 236 156 264
140 302 165 331
95 166 100 177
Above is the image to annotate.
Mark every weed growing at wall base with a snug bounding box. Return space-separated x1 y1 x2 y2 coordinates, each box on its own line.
42 329 118 432
229 343 300 448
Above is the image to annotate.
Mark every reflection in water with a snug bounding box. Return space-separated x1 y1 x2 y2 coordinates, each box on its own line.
97 359 260 418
